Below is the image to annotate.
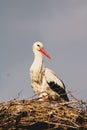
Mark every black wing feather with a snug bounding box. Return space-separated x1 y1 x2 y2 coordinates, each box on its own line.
47 81 69 101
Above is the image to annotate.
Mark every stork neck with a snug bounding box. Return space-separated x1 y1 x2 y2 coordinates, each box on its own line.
30 50 44 84
32 50 43 70
34 50 43 62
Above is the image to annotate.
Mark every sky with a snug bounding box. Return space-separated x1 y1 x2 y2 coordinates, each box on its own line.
0 0 87 102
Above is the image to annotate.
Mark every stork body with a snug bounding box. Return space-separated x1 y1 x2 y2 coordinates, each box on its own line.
30 42 69 101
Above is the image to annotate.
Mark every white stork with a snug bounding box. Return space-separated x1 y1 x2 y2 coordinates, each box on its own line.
30 41 69 101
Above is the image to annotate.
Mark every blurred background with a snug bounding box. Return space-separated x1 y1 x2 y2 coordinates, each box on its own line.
0 0 87 102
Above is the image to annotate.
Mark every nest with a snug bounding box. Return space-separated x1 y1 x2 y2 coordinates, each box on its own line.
0 95 87 130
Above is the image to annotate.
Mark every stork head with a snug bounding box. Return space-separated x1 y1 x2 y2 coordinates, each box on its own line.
33 41 51 59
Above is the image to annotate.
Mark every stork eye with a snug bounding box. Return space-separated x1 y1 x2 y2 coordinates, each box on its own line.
37 44 40 47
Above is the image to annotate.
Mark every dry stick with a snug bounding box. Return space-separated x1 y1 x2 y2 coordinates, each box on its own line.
55 115 79 128
43 120 79 130
68 90 81 101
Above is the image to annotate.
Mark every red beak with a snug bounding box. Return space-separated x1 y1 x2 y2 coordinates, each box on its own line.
40 48 51 59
